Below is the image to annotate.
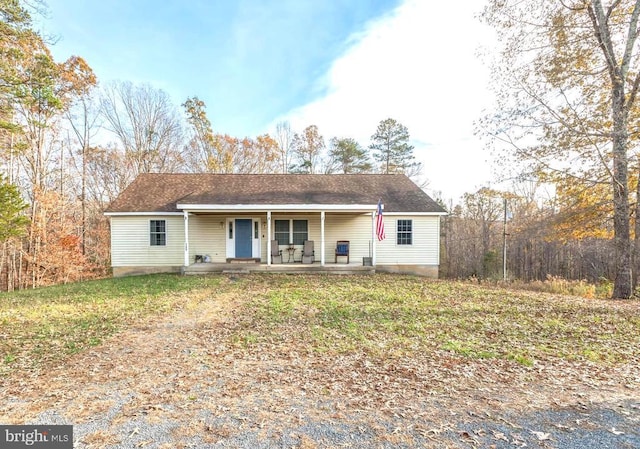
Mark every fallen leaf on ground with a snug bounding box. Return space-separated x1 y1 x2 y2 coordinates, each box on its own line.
531 430 552 440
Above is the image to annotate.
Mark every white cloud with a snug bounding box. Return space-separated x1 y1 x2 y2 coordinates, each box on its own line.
274 0 497 202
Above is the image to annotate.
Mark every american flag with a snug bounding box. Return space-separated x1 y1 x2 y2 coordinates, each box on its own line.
376 200 385 241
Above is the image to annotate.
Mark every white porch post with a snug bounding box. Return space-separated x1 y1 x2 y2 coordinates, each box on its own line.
371 211 376 265
320 211 325 266
183 211 190 267
267 211 272 266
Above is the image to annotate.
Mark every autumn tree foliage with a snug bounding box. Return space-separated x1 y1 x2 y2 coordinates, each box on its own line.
182 97 282 174
4 0 632 292
441 183 618 284
0 0 103 290
0 1 392 291
481 0 640 298
0 0 40 132
548 175 613 241
290 125 325 173
13 52 97 287
182 96 229 173
233 134 280 173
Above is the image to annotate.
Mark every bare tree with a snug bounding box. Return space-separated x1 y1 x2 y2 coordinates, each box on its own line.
85 144 135 208
101 81 185 178
275 121 292 173
65 81 101 255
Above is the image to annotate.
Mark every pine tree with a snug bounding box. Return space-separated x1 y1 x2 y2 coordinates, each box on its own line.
0 175 28 242
327 137 372 173
369 118 416 174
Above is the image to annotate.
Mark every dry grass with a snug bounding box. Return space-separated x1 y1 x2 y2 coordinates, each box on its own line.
2 273 639 375
506 275 614 299
231 274 640 365
1 273 638 447
0 275 221 375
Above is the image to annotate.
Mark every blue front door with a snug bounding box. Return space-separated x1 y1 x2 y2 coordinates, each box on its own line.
235 219 252 258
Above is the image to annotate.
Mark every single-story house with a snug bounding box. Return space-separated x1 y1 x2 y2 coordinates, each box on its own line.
104 173 447 277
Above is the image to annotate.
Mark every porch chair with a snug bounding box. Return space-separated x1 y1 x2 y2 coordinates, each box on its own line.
335 240 349 264
302 240 315 264
271 240 282 264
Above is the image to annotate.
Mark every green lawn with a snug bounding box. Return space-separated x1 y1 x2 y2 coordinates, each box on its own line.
1 274 638 376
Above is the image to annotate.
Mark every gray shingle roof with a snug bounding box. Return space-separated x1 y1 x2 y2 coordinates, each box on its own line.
105 173 446 213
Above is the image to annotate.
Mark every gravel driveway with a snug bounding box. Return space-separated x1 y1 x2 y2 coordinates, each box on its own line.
2 289 638 448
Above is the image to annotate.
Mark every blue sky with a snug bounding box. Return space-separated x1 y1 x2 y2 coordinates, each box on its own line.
37 0 496 202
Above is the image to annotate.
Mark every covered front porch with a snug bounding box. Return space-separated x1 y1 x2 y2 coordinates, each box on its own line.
178 202 383 270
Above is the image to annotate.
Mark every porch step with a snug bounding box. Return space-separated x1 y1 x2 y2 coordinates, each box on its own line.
226 258 260 264
183 263 376 276
222 269 250 274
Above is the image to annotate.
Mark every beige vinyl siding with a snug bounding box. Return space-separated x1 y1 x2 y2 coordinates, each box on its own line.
322 214 373 263
268 215 322 261
376 215 440 265
267 213 440 265
189 215 227 263
111 215 184 267
269 213 375 264
111 212 440 268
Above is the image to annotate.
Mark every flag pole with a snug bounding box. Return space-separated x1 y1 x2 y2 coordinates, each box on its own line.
372 209 376 265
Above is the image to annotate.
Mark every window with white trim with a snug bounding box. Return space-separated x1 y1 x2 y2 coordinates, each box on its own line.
150 220 166 246
292 220 308 245
274 220 289 246
274 219 309 245
396 219 412 245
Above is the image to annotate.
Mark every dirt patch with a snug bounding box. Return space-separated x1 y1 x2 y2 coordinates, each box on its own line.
1 287 639 448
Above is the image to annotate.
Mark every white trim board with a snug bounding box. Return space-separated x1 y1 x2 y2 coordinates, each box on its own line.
177 203 379 212
104 212 184 217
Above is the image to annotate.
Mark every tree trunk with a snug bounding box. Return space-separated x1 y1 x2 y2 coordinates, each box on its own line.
82 142 87 256
17 246 22 291
634 159 640 290
611 83 632 298
1 241 6 292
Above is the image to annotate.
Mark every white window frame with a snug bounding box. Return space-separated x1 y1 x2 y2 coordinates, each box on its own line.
150 219 167 246
273 219 308 246
396 219 413 246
